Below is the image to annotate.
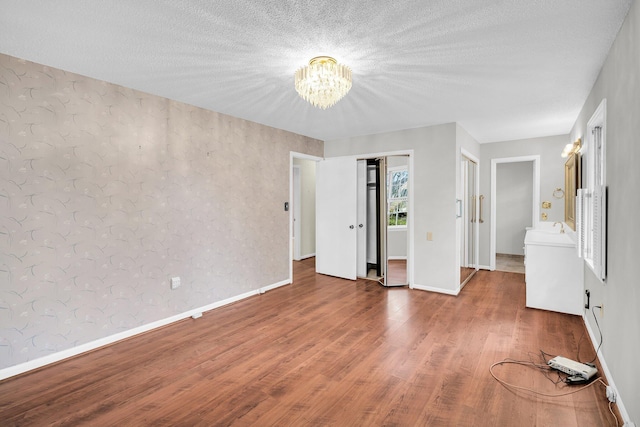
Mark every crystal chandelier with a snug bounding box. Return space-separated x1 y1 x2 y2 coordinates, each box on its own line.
295 56 352 109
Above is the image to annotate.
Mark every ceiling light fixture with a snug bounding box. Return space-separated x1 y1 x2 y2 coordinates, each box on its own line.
295 56 352 109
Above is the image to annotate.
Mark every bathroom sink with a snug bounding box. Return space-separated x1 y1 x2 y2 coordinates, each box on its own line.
524 224 583 315
524 228 576 247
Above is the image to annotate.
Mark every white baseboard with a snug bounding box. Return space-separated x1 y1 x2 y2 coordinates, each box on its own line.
478 264 493 271
388 256 407 260
583 314 631 424
411 283 460 296
0 279 291 382
300 253 316 260
258 279 290 294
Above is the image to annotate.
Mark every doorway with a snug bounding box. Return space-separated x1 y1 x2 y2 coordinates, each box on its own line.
314 151 413 287
495 162 533 273
490 156 540 271
357 155 409 286
292 158 317 261
289 152 323 282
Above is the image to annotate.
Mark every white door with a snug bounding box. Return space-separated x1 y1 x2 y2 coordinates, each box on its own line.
316 157 357 280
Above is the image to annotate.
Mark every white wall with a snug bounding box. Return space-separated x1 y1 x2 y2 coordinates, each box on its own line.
496 162 533 255
456 124 481 161
569 0 640 422
478 135 568 266
293 158 316 258
326 123 465 294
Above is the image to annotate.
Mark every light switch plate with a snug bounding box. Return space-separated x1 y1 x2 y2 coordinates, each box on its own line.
170 277 180 289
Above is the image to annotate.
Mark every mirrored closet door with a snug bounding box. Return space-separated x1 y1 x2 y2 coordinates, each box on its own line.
460 155 479 286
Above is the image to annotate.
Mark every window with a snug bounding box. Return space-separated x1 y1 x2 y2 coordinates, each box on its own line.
387 167 408 227
577 99 606 281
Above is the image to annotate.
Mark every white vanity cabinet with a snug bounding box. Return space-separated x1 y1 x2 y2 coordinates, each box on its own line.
524 228 584 315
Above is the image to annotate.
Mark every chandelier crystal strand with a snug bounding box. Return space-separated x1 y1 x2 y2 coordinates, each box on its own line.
295 56 352 109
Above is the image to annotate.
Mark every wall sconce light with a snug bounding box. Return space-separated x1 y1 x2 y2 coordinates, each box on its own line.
561 138 582 158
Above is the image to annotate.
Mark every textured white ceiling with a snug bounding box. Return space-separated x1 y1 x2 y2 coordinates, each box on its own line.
0 0 633 143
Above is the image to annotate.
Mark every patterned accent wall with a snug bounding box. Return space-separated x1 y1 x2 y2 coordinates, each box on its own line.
0 54 323 369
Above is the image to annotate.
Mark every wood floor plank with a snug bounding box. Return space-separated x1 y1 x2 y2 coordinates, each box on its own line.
0 261 622 426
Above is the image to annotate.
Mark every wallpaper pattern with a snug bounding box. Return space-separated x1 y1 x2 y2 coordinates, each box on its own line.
0 54 322 369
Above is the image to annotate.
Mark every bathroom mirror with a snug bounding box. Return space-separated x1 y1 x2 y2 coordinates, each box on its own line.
564 152 580 230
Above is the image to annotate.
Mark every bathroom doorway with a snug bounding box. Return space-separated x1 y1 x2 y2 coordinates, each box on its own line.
495 162 533 273
490 156 540 271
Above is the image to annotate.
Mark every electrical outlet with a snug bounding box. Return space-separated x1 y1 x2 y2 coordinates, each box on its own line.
427 232 433 241
170 277 181 290
606 386 616 402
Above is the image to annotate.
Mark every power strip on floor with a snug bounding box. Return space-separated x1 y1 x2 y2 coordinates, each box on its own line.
547 356 597 380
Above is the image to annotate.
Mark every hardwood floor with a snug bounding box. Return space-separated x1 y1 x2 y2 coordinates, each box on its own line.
0 259 620 426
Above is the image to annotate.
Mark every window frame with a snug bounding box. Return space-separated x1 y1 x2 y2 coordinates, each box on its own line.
578 99 607 282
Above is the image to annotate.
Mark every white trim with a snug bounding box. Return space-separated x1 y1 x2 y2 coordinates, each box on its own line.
355 149 414 159
0 279 290 381
300 252 316 260
582 98 607 281
490 156 540 271
412 283 460 296
408 153 415 288
584 314 631 424
460 148 479 164
293 165 302 261
478 264 492 271
387 255 407 260
258 278 290 294
291 151 324 162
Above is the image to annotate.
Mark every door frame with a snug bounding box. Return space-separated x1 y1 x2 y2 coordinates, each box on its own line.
292 165 302 261
326 150 414 286
289 152 323 283
490 155 540 271
290 150 414 286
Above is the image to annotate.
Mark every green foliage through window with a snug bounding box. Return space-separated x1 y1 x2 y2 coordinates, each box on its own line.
388 169 408 227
